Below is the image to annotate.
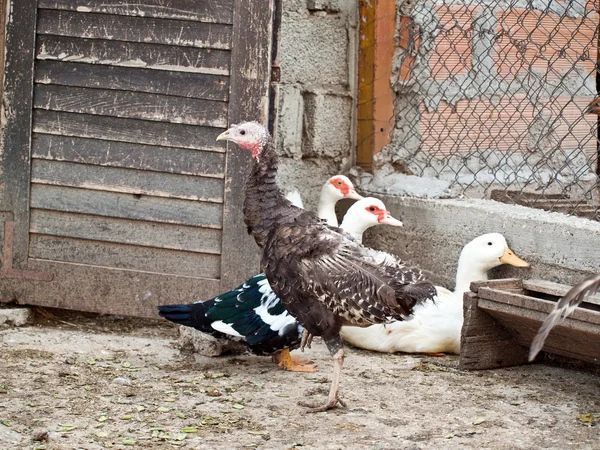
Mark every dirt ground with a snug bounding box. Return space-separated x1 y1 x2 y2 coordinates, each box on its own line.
0 310 599 450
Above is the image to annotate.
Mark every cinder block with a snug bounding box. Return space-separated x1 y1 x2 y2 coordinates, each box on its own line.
302 92 352 159
177 326 246 357
307 0 341 12
280 14 348 85
0 306 32 326
275 85 304 159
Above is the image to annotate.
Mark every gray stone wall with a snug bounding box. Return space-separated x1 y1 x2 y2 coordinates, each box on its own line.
274 0 358 210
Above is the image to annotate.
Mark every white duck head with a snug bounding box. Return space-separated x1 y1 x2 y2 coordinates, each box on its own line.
340 197 404 243
454 233 530 295
317 175 363 227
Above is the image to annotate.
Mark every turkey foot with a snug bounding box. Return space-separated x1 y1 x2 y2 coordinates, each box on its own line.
272 349 318 373
300 329 313 352
299 347 345 413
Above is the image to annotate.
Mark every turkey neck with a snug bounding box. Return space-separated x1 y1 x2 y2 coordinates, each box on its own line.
243 140 304 248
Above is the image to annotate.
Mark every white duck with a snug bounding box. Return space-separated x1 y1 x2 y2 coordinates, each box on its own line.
286 175 361 226
340 233 530 354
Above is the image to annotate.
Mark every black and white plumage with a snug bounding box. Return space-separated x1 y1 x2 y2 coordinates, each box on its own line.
157 178 377 372
158 274 303 356
529 273 600 361
216 122 436 412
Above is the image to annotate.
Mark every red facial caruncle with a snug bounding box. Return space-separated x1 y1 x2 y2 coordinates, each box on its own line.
366 205 388 222
330 177 350 195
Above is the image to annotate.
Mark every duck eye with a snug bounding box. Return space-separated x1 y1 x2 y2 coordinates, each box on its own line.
487 242 492 246
369 207 376 212
240 129 246 135
337 181 342 185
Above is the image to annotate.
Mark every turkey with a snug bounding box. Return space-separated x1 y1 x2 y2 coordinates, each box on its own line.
529 273 600 361
157 197 403 372
216 121 436 412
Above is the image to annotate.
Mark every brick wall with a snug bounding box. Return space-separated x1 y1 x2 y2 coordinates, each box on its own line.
374 0 599 202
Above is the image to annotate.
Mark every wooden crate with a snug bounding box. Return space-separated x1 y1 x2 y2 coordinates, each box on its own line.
459 278 600 370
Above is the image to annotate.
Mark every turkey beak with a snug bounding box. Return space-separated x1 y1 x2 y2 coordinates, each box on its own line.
379 212 403 227
346 189 363 201
216 129 231 141
499 248 530 268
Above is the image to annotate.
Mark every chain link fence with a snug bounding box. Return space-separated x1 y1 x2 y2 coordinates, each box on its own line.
377 0 599 219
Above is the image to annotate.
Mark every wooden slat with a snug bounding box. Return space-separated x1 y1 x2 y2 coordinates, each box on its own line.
219 0 273 289
458 292 529 370
30 209 222 254
523 279 600 306
37 35 230 75
469 278 522 293
0 260 222 318
32 134 226 178
33 110 226 152
37 9 232 50
35 60 229 101
480 301 600 364
30 185 223 229
34 84 228 127
29 235 221 279
38 0 234 25
0 0 38 269
31 160 224 202
477 287 600 325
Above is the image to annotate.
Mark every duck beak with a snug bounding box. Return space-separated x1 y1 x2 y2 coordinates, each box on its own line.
499 248 530 268
216 129 231 141
379 212 403 227
346 189 363 201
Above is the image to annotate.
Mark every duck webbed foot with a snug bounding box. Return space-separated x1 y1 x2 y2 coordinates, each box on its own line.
272 348 318 373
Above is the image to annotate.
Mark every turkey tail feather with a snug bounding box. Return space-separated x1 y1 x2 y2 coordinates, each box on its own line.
398 281 437 313
529 274 600 361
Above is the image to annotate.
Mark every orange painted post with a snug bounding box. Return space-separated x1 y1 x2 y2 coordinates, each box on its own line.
357 0 397 172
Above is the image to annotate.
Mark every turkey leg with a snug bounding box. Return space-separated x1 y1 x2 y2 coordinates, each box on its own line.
299 334 347 413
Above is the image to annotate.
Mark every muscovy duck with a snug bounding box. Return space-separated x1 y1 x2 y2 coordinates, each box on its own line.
529 273 600 361
158 196 403 372
216 121 436 412
341 233 530 355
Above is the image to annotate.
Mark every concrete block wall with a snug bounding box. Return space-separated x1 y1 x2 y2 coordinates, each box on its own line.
274 0 357 210
374 0 599 200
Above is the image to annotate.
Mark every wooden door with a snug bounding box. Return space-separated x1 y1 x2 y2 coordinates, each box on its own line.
0 0 272 317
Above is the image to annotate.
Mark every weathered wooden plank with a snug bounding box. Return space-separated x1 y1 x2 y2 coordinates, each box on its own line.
37 9 232 50
469 278 523 293
33 110 227 152
31 160 224 202
220 0 273 289
37 35 230 75
458 292 530 370
30 185 223 229
523 279 600 306
29 235 221 279
0 0 38 269
480 302 600 364
32 134 226 178
38 0 234 25
30 209 222 254
477 288 600 325
35 60 229 101
34 84 228 127
0 260 222 318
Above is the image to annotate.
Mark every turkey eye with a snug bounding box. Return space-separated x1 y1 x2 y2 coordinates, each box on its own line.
487 242 492 246
240 129 246 135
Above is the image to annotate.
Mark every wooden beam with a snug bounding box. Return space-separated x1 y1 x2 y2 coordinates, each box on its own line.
357 0 396 172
